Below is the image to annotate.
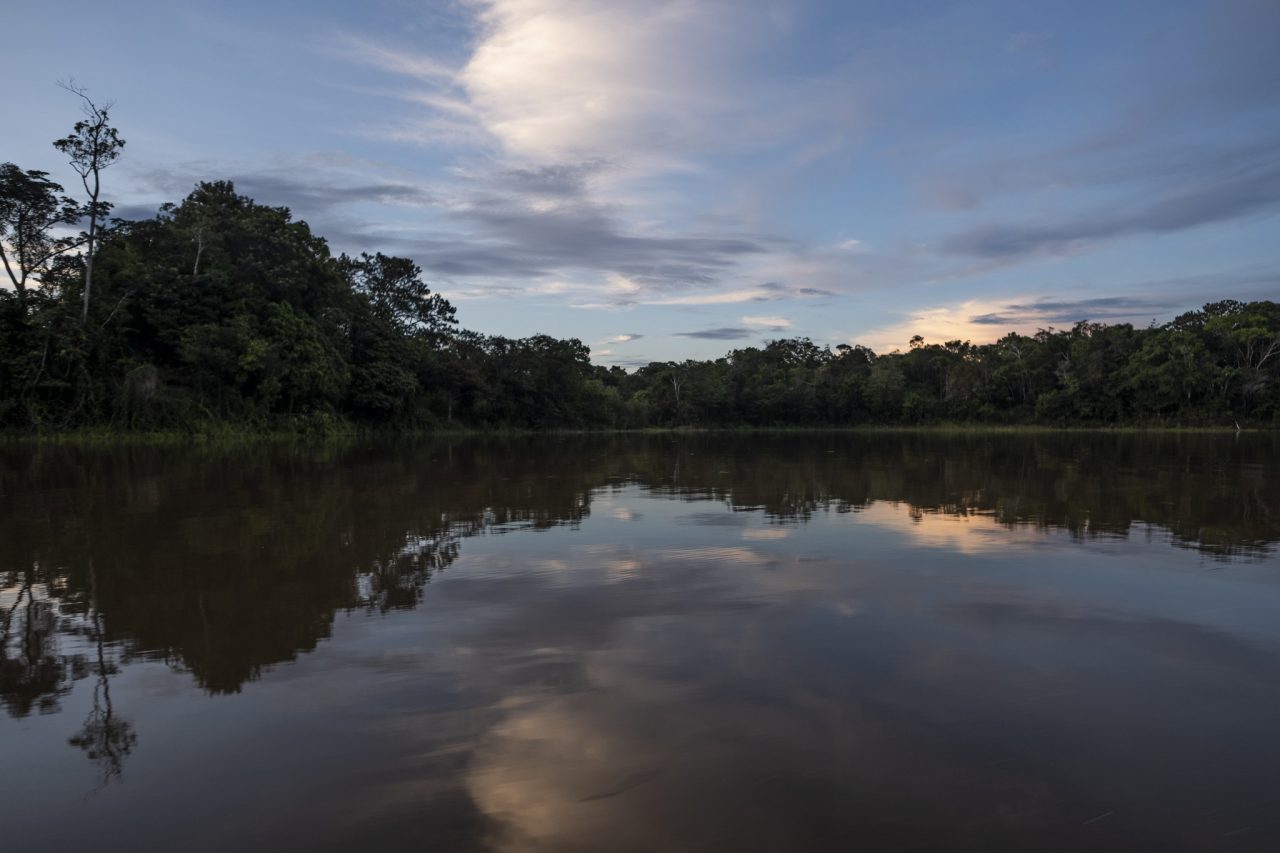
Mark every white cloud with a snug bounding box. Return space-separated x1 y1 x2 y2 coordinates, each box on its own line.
607 273 643 295
646 289 772 306
741 315 791 329
460 0 789 165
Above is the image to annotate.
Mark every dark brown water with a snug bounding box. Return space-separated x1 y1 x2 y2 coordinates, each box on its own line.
2 432 1280 852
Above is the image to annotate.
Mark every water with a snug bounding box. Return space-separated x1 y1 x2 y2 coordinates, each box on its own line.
2 432 1279 851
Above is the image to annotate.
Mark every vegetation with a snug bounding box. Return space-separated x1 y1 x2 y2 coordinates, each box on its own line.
3 99 1278 432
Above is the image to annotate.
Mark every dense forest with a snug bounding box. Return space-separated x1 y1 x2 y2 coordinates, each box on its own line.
3 102 1278 432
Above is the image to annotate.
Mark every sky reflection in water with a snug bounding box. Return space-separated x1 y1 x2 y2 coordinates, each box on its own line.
2 433 1279 851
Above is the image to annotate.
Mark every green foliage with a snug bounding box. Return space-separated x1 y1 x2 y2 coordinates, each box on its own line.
0 164 81 305
2 168 1277 431
338 252 456 336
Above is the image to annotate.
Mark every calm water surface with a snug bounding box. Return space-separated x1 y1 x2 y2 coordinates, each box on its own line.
2 433 1280 851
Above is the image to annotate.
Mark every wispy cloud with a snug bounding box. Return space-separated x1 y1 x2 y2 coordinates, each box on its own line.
967 296 1175 327
674 327 756 341
741 315 792 330
941 144 1280 260
132 164 437 213
647 289 777 306
340 35 459 83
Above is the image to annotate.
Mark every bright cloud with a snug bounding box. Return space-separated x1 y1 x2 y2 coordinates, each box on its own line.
741 315 792 329
460 0 798 165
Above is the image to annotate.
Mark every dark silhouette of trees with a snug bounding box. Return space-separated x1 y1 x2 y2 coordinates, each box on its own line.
53 81 125 322
0 164 80 309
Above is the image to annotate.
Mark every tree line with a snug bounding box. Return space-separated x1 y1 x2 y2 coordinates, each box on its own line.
2 96 1278 431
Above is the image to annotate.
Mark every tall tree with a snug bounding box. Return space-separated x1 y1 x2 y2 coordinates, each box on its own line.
53 81 124 322
337 252 456 337
0 164 80 308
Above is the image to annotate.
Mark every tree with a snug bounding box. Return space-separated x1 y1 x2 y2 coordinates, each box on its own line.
337 252 456 338
0 164 80 308
1203 300 1280 418
53 81 125 322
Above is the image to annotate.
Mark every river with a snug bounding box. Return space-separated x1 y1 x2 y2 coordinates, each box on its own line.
2 432 1279 851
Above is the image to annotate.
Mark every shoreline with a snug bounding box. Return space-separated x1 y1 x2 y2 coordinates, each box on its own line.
2 423 1270 444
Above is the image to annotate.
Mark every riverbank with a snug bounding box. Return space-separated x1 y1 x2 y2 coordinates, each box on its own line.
3 422 1270 445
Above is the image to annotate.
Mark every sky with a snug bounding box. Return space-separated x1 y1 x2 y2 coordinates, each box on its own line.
4 0 1278 366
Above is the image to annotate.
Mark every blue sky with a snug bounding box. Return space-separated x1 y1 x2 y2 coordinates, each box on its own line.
4 0 1277 365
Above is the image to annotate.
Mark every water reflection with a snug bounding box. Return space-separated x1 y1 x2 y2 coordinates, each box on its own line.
1 576 89 717
1 433 1278 850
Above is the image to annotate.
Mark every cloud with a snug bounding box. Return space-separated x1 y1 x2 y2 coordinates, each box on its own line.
644 283 830 307
491 160 607 197
456 0 803 165
921 0 1280 213
125 163 443 253
339 0 842 172
941 145 1280 259
132 160 777 298
741 315 791 330
132 164 437 214
646 289 773 306
674 327 755 341
111 202 164 222
595 334 643 345
441 196 768 286
967 296 1175 327
238 174 438 211
599 356 654 368
339 35 459 83
325 0 873 307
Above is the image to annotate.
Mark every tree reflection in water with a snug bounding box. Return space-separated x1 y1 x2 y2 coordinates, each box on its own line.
1 562 135 783
66 560 136 785
0 431 1277 785
0 576 88 717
